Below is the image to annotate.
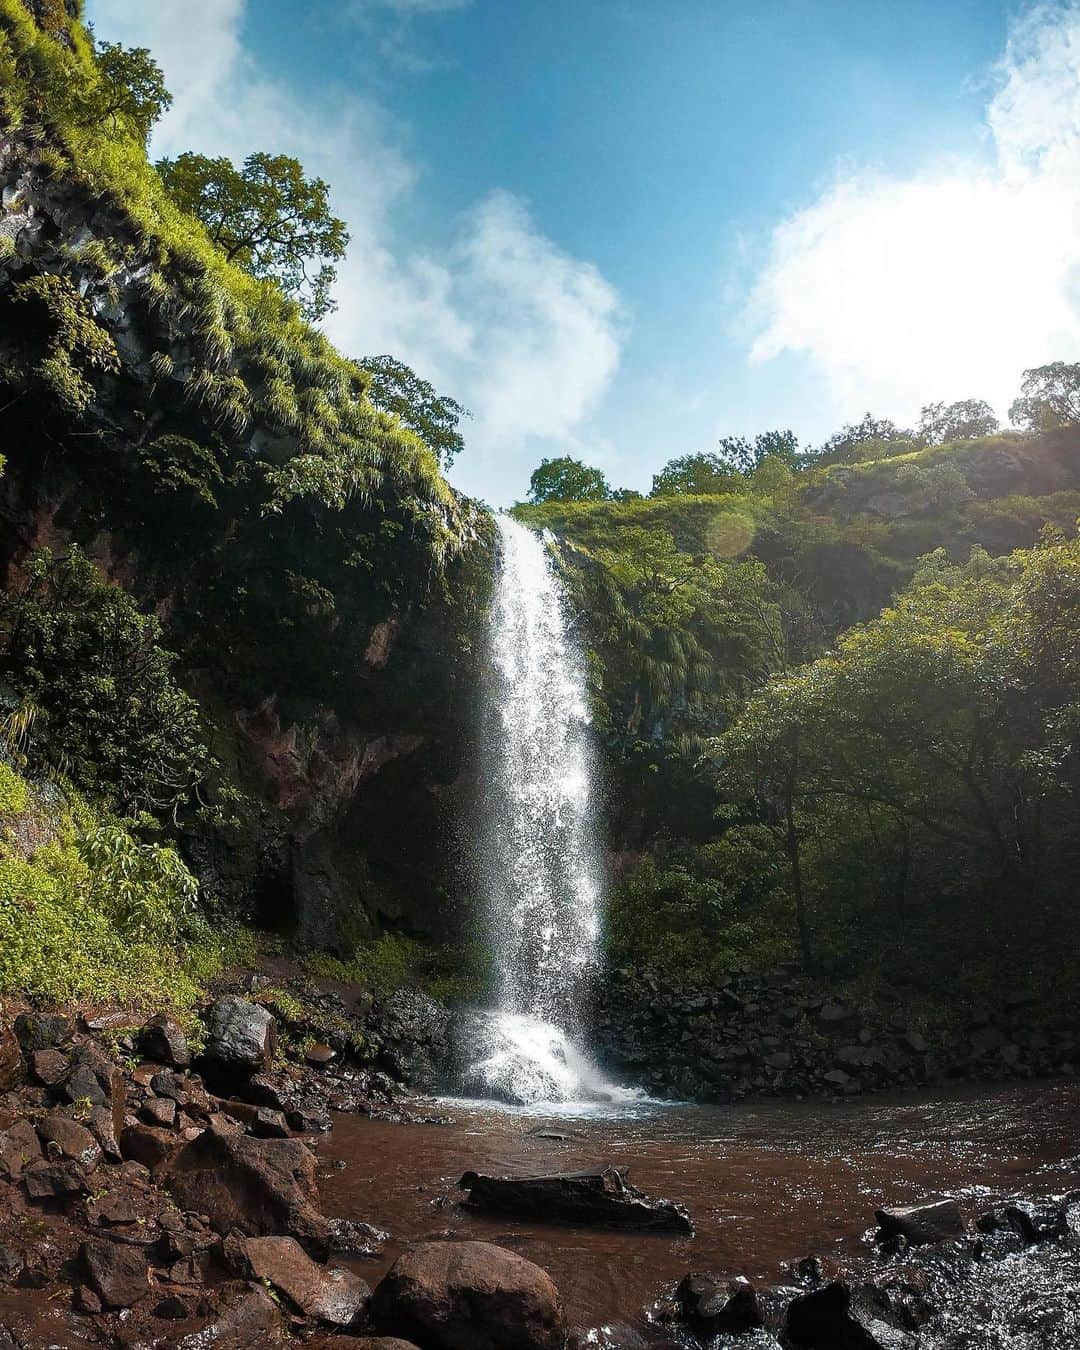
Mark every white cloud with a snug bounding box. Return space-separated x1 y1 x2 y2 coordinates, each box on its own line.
86 0 622 504
747 2 1080 429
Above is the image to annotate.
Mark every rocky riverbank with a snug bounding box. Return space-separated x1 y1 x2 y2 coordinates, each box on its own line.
595 966 1080 1102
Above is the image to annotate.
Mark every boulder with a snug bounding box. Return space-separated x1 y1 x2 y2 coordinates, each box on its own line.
875 1198 964 1246
234 1235 369 1326
13 1012 72 1053
250 1106 291 1138
140 1096 178 1129
371 1240 565 1350
36 1115 103 1171
28 1048 69 1087
0 1026 23 1091
458 1166 693 1232
202 997 276 1080
162 1120 330 1255
675 1272 762 1336
23 1159 90 1197
81 1238 150 1309
120 1123 177 1171
0 1118 41 1179
138 1014 191 1069
784 1280 912 1349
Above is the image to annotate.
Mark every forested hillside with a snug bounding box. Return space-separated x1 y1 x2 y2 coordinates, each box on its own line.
518 416 1080 996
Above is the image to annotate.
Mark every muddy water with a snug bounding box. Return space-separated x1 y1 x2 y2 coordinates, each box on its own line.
318 1081 1080 1331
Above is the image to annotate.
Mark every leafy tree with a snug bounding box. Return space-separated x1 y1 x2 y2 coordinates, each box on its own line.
816 413 918 466
0 548 211 816
528 456 611 504
86 41 171 144
651 452 746 497
918 399 999 445
157 151 350 322
361 354 468 468
718 429 801 473
1009 362 1080 432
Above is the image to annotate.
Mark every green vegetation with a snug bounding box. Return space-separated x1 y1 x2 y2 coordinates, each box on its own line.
0 763 242 1008
157 151 349 322
362 354 469 468
302 933 487 1004
528 455 612 504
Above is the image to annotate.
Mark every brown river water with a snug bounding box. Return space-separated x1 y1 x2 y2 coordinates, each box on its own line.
318 1080 1080 1332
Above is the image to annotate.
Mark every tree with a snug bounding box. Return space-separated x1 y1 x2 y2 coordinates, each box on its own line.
1009 362 1080 432
717 429 801 473
527 456 611 504
87 41 171 144
918 399 999 445
360 355 468 468
816 413 918 466
651 452 746 497
157 152 349 322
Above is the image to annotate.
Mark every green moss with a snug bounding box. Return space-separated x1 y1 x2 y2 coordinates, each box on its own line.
302 934 487 1003
0 761 28 816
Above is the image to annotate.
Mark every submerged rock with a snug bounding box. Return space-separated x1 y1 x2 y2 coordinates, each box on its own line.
675 1272 763 1335
370 1240 565 1350
458 1166 693 1233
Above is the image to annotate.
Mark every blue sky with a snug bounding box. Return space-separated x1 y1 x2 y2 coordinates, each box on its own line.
88 0 1079 504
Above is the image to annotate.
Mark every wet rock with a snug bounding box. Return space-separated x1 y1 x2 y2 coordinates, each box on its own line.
28 1048 68 1087
371 989 450 1090
876 1198 964 1246
0 1027 22 1091
978 1200 1070 1246
13 1012 72 1053
233 1234 369 1326
81 1237 150 1308
783 1279 910 1349
459 1166 693 1233
288 1103 333 1134
305 1042 336 1066
174 1282 283 1348
36 1115 103 1171
202 997 276 1078
162 1120 330 1255
675 1272 762 1335
0 1118 41 1178
138 1013 191 1069
250 1106 290 1138
243 1073 289 1110
371 1239 566 1350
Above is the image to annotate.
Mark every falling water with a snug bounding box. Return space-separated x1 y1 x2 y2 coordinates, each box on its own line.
462 516 635 1107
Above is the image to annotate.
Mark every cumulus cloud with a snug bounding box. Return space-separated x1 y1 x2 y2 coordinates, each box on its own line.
747 2 1080 429
85 0 622 503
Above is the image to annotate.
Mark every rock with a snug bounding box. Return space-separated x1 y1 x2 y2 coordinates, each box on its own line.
162 1120 330 1255
0 1027 23 1091
174 1282 282 1349
243 1073 289 1110
120 1122 177 1171
140 1096 178 1129
675 1272 762 1335
62 1063 107 1107
81 1238 150 1308
305 1042 336 1066
28 1048 68 1087
36 1115 103 1171
458 1167 693 1232
23 1159 89 1197
87 1193 140 1226
371 1240 565 1350
875 1198 964 1245
0 1118 41 1178
235 1235 369 1326
250 1106 290 1138
784 1280 904 1349
371 989 451 1089
202 997 276 1078
978 1200 1070 1245
13 1012 72 1053
138 1014 191 1068
970 1025 1005 1056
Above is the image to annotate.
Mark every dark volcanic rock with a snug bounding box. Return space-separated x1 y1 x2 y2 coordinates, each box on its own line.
202 997 276 1078
13 1012 72 1053
675 1272 762 1335
371 1240 565 1350
458 1166 693 1232
162 1120 330 1254
81 1238 149 1309
876 1198 964 1246
233 1234 369 1326
0 1026 22 1091
36 1115 103 1171
137 1013 191 1069
0 1118 41 1178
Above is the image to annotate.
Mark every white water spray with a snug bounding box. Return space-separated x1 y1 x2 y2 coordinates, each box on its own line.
463 516 635 1107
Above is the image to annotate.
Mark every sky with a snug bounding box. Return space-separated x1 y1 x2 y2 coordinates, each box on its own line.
85 0 1080 505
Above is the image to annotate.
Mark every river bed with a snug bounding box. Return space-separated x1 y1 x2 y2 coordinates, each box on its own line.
318 1079 1080 1332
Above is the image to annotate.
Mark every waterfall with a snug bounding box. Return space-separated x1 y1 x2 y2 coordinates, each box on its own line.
461 515 634 1107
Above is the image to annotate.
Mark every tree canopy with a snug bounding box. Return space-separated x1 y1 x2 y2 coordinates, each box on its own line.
918 398 998 445
89 40 171 144
361 355 468 468
157 151 350 322
528 456 611 504
1009 362 1080 433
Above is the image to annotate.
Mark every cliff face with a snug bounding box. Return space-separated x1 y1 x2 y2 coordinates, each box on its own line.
0 120 494 947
